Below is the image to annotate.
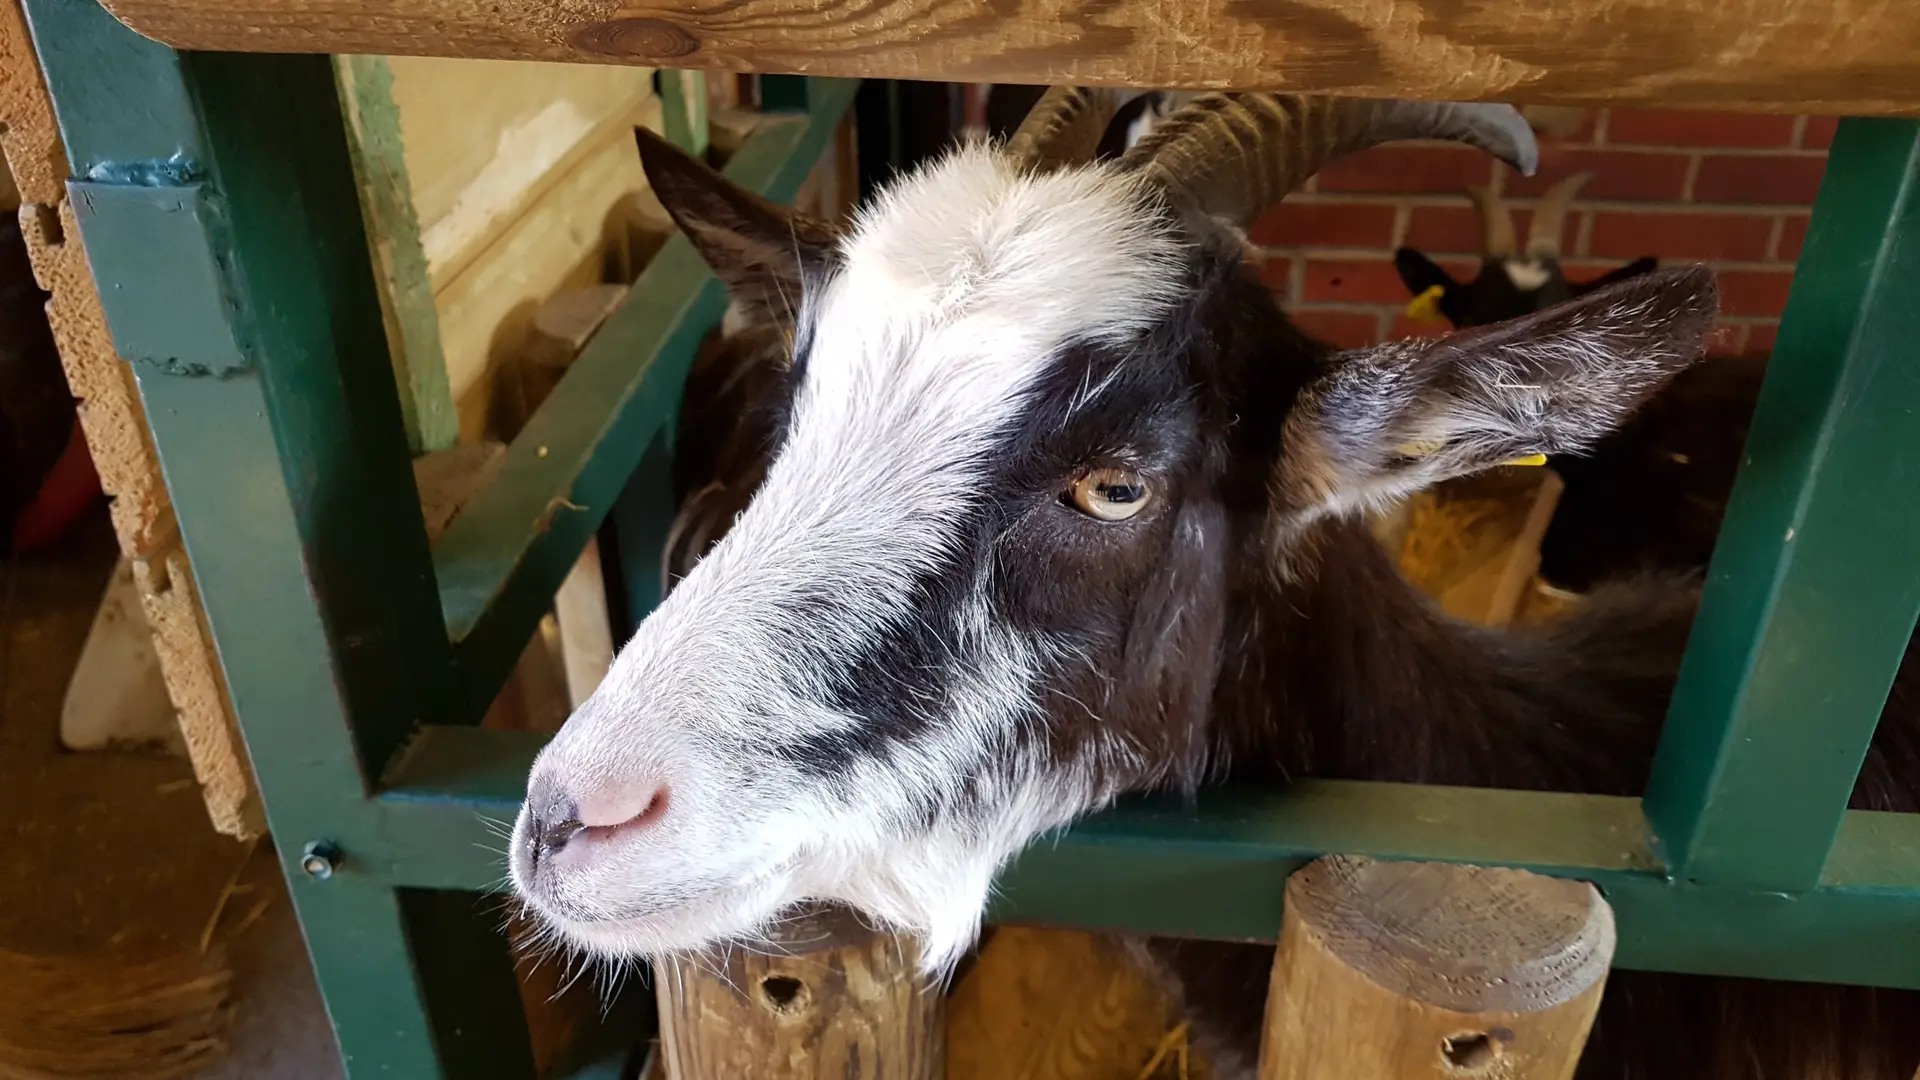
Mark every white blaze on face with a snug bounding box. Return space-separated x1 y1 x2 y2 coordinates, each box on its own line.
513 143 1188 973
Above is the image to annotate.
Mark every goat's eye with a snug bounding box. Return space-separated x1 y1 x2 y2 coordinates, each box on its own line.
1068 468 1152 522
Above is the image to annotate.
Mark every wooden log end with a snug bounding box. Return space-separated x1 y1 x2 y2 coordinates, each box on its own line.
1262 856 1616 1080
1287 855 1615 1016
656 903 944 1080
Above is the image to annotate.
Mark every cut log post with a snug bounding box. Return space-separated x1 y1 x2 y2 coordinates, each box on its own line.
1260 856 1615 1080
655 903 944 1080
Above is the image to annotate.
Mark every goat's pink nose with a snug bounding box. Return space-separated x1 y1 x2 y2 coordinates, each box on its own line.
576 785 670 835
526 774 669 867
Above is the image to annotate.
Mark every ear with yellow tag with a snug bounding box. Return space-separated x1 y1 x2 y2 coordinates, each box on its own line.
1403 284 1447 324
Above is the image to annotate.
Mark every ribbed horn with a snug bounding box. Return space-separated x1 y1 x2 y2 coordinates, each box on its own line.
1005 87 1149 172
1120 94 1539 229
1464 184 1517 257
1527 171 1591 257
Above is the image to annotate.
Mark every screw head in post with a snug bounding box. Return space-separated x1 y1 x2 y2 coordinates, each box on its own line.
301 841 340 880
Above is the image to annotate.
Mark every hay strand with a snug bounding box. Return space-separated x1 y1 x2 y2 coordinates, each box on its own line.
0 943 233 1079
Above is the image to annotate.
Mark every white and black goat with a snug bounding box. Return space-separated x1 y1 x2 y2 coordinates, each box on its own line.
510 89 1920 1079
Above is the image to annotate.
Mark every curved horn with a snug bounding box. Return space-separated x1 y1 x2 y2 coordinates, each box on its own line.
1005 87 1150 172
1119 94 1539 229
1527 171 1591 257
1464 184 1517 257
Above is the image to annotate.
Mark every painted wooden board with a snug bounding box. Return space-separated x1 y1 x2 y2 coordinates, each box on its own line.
104 0 1920 115
338 54 659 448
383 56 655 290
436 94 664 441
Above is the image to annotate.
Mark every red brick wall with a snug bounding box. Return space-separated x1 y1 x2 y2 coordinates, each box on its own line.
1253 109 1836 354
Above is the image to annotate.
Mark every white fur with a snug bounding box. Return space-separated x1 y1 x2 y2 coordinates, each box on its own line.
1503 257 1554 291
511 143 1186 974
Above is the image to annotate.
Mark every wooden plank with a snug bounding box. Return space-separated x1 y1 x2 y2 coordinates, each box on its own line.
340 54 658 447
336 54 459 452
379 56 654 291
437 95 663 441
1 0 260 839
658 69 709 156
99 0 1920 115
433 84 857 718
553 538 613 709
1260 856 1613 1080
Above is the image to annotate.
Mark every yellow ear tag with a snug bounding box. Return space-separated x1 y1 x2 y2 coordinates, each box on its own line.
1404 284 1446 324
1397 439 1545 467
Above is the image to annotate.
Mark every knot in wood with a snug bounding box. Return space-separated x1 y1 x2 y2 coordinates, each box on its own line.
572 17 700 60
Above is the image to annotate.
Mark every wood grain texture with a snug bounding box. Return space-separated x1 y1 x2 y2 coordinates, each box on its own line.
656 904 944 1080
379 56 654 290
1260 856 1614 1080
0 0 260 839
100 0 1920 115
339 53 657 447
437 95 662 441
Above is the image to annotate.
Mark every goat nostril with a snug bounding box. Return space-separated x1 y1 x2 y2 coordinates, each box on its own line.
539 813 585 855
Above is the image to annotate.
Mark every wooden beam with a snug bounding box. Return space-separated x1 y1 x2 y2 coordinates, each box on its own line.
101 0 1920 115
1259 856 1614 1080
653 904 943 1079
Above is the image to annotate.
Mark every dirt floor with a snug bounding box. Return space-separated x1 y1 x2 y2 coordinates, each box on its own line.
0 503 343 1079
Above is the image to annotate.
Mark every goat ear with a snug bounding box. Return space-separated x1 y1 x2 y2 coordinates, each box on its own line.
1572 256 1660 297
1393 248 1460 299
635 127 838 327
1274 265 1719 526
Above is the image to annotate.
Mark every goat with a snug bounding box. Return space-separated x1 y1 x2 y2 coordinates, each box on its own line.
1392 174 1659 329
1392 181 1772 593
510 89 1920 1079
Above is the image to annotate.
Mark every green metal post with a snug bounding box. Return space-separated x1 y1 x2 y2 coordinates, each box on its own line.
25 1 527 1074
1644 118 1920 891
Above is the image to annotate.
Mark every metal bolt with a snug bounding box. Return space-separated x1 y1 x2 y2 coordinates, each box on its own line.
301 841 340 880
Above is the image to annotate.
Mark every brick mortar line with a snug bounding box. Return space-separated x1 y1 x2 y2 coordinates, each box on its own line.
1292 194 1816 215
1260 248 1800 272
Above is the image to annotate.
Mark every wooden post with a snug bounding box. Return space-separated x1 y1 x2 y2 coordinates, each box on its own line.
1260 856 1614 1080
655 904 944 1080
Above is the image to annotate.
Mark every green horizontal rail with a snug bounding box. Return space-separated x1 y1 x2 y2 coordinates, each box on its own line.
368 724 1920 990
435 78 858 720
